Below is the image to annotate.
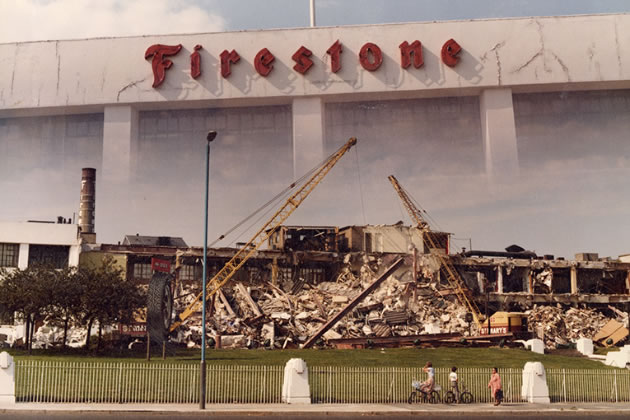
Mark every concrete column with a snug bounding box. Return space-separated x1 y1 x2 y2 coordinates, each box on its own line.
570 265 578 295
292 97 324 179
479 88 519 179
102 105 138 183
496 266 504 294
68 245 80 267
524 268 532 294
17 243 28 270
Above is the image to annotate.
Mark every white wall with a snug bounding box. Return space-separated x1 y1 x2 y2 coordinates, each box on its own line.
1 14 629 114
0 222 80 269
0 222 79 246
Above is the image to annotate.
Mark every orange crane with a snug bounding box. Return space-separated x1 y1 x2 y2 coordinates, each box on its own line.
388 175 484 329
147 138 357 341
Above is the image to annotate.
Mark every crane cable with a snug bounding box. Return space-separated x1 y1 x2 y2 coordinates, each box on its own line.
209 145 345 248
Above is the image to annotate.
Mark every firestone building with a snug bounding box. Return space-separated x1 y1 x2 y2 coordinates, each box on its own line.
1 14 629 258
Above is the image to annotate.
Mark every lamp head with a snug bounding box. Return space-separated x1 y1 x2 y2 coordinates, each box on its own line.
206 130 217 142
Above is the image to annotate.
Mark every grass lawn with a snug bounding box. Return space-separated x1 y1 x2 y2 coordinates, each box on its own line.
6 346 617 369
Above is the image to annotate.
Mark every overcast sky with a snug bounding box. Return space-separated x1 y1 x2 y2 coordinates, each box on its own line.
1 0 630 43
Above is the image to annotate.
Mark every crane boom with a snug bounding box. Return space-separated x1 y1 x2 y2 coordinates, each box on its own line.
387 175 484 328
169 137 357 331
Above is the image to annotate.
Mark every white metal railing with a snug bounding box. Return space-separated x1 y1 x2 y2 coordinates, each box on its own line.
15 361 283 404
309 366 525 404
15 361 630 404
546 368 630 403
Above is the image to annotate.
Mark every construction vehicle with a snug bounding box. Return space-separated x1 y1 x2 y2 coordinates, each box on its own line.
388 175 485 329
146 137 357 343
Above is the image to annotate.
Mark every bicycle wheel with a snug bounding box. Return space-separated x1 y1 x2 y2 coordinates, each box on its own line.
407 391 418 404
428 390 441 404
444 391 456 404
460 391 474 404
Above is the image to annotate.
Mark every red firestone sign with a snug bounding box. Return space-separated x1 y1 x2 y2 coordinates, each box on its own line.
145 39 462 88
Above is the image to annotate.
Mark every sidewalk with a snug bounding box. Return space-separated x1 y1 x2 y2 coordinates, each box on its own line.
2 402 630 415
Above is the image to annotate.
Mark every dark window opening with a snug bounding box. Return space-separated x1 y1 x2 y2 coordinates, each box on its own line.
0 243 19 267
28 245 69 269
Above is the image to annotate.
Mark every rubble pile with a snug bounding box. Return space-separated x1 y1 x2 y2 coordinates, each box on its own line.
527 305 610 349
173 254 473 349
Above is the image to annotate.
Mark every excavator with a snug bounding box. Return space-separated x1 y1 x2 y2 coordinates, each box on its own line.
146 137 357 343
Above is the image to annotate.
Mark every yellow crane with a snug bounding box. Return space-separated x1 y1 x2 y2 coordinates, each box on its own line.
149 137 357 337
387 175 484 329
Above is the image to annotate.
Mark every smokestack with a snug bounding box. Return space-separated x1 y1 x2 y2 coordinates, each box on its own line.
79 168 96 243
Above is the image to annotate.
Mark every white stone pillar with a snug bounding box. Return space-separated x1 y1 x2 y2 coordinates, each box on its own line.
292 97 324 179
521 362 550 403
0 352 15 404
479 88 519 179
68 245 80 267
281 358 311 404
496 266 504 294
17 243 28 270
570 265 578 295
103 105 138 183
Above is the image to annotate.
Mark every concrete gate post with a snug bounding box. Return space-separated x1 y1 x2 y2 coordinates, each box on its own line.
521 361 550 403
0 352 15 404
282 358 311 404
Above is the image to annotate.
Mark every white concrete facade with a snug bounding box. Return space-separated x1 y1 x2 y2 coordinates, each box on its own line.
1 14 630 253
2 16 629 181
0 222 81 269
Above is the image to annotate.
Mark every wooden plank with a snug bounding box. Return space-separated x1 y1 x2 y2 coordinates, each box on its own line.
593 319 624 342
217 289 236 318
236 282 263 317
303 257 404 348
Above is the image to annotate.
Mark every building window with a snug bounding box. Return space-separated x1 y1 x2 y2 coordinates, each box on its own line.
133 263 152 279
28 245 69 269
0 243 19 267
179 264 197 281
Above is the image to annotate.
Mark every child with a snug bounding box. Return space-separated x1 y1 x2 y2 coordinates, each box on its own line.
420 361 435 393
488 367 502 406
449 366 460 403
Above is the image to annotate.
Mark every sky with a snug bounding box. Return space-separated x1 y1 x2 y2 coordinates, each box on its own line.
1 0 630 43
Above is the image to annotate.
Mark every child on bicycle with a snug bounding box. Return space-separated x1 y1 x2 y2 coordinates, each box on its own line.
420 361 435 394
449 366 460 403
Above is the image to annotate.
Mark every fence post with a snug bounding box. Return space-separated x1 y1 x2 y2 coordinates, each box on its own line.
116 362 123 403
614 370 618 403
562 369 566 403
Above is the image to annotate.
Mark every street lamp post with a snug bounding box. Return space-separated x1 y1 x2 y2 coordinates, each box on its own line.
200 130 217 410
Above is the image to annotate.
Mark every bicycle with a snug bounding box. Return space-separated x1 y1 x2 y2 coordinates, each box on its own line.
408 381 442 404
444 383 474 404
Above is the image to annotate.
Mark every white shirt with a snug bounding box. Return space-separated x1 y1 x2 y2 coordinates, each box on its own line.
427 367 435 379
449 372 458 382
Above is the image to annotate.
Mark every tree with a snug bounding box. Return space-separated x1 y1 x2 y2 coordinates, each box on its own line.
78 256 145 351
0 265 54 353
47 267 82 348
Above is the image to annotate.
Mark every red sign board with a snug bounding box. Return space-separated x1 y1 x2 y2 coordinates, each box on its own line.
151 258 171 273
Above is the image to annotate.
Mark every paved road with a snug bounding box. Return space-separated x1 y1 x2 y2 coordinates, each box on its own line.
3 402 630 419
2 414 630 420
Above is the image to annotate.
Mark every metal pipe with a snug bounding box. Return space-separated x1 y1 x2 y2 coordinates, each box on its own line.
310 0 316 27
